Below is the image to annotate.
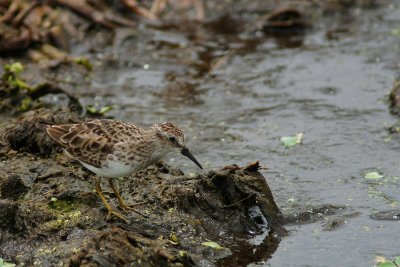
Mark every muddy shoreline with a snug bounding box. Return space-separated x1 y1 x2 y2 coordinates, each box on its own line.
0 108 284 266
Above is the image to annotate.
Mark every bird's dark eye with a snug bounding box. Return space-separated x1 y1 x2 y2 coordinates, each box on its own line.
169 136 176 142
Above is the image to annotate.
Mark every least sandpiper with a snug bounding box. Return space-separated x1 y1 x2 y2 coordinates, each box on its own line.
41 119 203 222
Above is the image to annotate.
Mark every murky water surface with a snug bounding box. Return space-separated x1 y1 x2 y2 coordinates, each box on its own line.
73 4 400 266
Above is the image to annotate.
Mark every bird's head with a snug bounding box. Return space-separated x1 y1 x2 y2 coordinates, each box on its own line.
154 122 203 169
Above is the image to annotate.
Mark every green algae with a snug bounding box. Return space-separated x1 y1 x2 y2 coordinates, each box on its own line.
48 198 81 213
42 210 83 230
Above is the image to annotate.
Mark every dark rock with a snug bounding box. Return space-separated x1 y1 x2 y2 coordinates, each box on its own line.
262 7 309 35
370 210 400 221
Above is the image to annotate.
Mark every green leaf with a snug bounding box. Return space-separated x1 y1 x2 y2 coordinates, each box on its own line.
98 106 113 115
9 62 24 74
86 105 112 115
14 79 30 89
86 105 97 114
280 133 303 147
169 233 179 245
364 172 384 179
377 262 396 267
2 62 31 91
201 241 225 250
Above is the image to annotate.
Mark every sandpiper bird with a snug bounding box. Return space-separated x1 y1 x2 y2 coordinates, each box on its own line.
41 119 203 222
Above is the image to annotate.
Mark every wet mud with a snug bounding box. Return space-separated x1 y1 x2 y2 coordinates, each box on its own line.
0 109 284 266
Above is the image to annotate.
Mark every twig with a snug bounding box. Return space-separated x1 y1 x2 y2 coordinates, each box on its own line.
53 0 116 29
0 0 20 23
12 1 40 27
122 0 157 20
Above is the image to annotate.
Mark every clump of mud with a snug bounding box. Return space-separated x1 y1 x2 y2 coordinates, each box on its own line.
0 109 284 266
0 107 81 155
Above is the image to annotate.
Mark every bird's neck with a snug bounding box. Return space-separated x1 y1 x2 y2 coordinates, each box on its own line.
139 128 169 164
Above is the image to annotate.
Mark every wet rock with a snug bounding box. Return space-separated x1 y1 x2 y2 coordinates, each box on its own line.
204 14 244 35
262 7 308 36
148 162 285 236
370 210 400 221
283 203 360 232
322 216 347 231
283 204 347 225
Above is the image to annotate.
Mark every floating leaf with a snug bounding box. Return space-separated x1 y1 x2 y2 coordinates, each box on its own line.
377 262 396 267
201 241 225 250
391 28 400 36
375 256 400 267
280 133 303 147
364 172 384 179
394 256 400 265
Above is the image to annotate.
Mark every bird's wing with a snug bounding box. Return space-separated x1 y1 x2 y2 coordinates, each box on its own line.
44 120 118 168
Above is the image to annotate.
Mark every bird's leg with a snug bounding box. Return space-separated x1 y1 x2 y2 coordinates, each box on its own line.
108 178 132 211
108 178 147 217
95 179 128 223
193 0 205 20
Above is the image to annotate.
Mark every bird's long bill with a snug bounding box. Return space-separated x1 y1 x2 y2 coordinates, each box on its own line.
181 147 203 169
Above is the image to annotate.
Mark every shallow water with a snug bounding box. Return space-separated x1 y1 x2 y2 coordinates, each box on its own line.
74 3 400 266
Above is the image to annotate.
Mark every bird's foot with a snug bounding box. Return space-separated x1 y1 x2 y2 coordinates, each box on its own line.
106 209 129 223
119 201 146 212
